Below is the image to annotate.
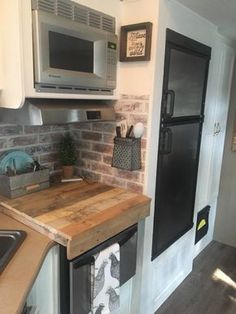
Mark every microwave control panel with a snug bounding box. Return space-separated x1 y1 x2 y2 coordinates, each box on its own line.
107 41 117 88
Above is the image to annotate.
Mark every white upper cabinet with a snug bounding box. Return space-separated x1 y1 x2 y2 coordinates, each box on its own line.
0 0 118 109
0 0 25 108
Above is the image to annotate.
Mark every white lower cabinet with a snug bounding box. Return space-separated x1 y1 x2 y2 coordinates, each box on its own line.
26 244 134 314
26 245 60 314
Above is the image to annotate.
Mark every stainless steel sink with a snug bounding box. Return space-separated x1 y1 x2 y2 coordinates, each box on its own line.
0 230 26 273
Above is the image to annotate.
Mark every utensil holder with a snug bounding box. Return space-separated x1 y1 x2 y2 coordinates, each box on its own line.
112 137 141 171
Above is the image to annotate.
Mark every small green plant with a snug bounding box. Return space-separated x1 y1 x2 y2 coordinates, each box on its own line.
59 134 77 166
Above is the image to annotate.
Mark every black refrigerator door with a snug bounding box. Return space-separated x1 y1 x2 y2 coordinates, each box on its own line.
162 30 211 120
152 29 211 260
152 122 201 258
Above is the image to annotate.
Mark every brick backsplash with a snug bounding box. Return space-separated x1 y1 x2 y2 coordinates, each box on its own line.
72 94 149 193
0 124 69 182
0 95 149 192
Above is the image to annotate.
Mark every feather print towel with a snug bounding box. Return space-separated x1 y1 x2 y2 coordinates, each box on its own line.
90 243 120 314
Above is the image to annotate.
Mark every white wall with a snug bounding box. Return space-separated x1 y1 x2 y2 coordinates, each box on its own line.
214 65 236 247
119 0 159 95
136 1 235 313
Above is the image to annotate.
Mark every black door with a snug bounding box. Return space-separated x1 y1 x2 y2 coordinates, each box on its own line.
152 29 211 260
163 46 209 118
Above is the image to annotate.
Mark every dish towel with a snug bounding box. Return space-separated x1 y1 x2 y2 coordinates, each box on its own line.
90 243 120 314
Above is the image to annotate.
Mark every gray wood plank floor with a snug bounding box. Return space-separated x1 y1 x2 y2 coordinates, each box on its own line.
155 241 236 314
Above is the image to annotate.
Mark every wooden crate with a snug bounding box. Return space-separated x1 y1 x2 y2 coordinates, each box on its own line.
0 168 49 199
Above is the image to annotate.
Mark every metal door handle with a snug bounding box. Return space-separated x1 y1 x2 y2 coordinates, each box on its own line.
160 128 173 154
162 90 175 118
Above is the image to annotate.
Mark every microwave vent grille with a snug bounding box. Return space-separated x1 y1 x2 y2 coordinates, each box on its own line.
32 0 55 14
57 0 73 19
32 0 115 33
74 7 87 25
102 17 115 33
88 12 101 29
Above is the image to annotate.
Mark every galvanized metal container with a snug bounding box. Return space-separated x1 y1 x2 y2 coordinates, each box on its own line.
0 168 50 199
112 137 141 171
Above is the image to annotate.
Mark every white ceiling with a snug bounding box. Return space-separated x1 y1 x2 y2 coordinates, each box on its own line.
176 0 236 42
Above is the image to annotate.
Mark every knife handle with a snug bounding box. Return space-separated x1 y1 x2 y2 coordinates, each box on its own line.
116 126 121 138
126 125 133 138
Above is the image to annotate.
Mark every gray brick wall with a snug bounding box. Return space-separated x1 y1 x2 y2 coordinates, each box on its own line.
0 95 149 192
0 124 69 182
72 94 149 193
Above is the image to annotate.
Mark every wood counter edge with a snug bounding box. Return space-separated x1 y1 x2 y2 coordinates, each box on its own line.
0 202 69 246
67 196 151 259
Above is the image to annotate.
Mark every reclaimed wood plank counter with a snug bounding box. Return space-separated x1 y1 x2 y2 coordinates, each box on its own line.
0 181 151 260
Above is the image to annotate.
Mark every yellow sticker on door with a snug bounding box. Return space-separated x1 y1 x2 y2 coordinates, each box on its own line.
197 219 206 231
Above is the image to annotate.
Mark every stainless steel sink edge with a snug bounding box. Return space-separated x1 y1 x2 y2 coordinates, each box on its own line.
0 230 27 274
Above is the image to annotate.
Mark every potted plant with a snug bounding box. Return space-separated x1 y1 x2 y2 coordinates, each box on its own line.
59 134 77 179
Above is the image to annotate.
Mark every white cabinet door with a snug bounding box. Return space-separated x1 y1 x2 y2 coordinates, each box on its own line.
208 42 235 201
27 245 60 314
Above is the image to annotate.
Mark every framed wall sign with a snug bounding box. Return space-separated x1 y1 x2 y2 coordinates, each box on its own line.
120 22 153 62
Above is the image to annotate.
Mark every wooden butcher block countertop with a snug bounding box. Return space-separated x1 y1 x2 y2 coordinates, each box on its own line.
0 181 151 260
0 212 54 314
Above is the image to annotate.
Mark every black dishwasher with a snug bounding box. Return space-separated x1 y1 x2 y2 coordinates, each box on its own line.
60 224 138 314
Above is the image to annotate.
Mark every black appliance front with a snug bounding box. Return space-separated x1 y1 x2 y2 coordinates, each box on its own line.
60 224 137 314
152 29 211 260
195 205 210 244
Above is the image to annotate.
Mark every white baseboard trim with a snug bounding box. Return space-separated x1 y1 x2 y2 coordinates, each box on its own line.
194 237 212 258
153 268 191 312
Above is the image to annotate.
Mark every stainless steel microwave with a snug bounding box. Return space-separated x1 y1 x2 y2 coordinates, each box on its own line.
32 1 117 95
